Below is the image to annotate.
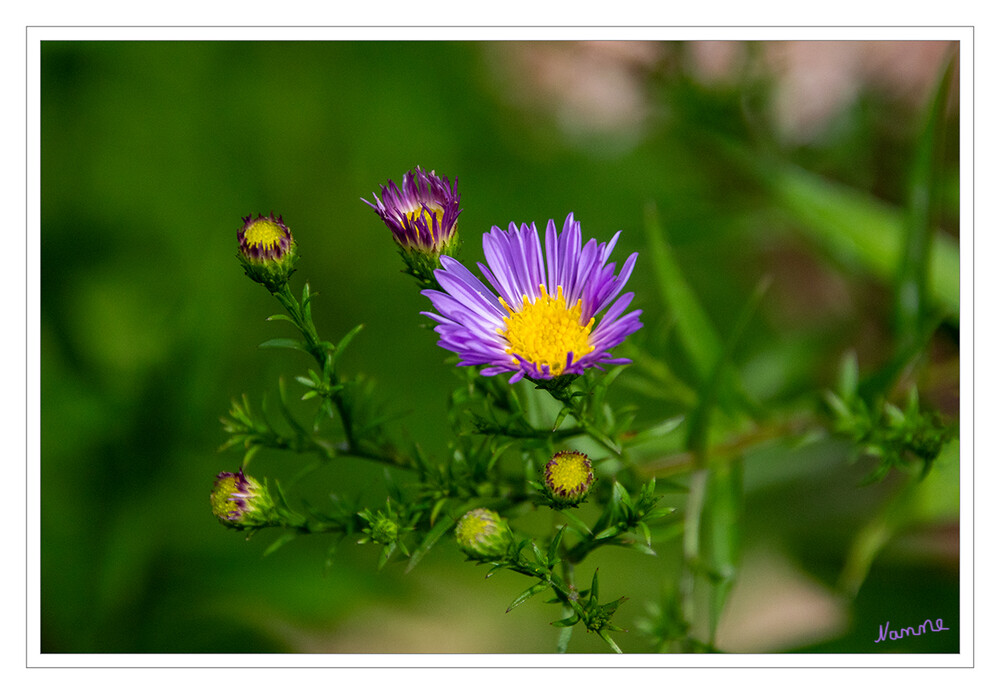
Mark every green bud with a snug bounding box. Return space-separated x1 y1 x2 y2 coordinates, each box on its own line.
455 508 513 561
210 470 276 529
237 212 298 292
360 511 400 546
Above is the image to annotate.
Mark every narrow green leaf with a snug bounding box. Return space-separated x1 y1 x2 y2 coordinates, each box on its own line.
506 581 549 613
837 352 860 399
334 324 365 358
429 497 447 527
643 201 723 382
547 525 567 566
637 520 652 547
265 313 297 324
611 481 631 512
593 526 621 541
376 544 395 570
686 277 770 456
551 406 571 432
557 508 593 537
628 541 657 556
301 282 314 326
262 531 299 558
632 416 685 444
550 615 581 628
584 424 621 455
598 630 623 654
241 445 262 468
555 612 574 653
405 504 473 573
643 507 678 522
824 391 852 420
530 542 546 567
732 145 960 319
895 50 957 340
259 338 307 352
858 311 945 402
277 378 310 438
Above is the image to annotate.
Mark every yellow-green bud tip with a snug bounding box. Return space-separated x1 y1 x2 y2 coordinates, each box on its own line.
544 450 595 506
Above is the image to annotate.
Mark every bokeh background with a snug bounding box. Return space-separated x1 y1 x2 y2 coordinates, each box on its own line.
40 39 960 654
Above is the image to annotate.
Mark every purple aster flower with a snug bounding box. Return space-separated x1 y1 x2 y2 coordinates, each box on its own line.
363 166 462 255
421 213 642 383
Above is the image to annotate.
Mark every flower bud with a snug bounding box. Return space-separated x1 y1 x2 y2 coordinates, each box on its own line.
544 450 595 507
237 212 298 292
362 512 400 546
455 507 513 561
210 470 276 529
362 166 461 286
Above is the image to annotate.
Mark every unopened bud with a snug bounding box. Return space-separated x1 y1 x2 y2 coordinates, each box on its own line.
455 507 512 561
210 470 276 529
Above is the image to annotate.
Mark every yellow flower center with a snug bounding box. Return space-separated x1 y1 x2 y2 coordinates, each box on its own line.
500 285 594 376
210 476 242 519
244 219 286 252
402 204 445 241
546 451 593 496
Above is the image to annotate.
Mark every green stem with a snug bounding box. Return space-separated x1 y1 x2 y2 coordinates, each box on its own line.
681 467 709 629
507 551 587 622
274 285 329 369
564 539 611 566
272 282 415 471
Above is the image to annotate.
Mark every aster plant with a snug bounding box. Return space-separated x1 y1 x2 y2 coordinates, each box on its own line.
213 163 954 654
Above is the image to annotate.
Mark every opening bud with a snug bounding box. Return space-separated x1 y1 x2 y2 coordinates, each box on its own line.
237 212 298 292
362 166 461 287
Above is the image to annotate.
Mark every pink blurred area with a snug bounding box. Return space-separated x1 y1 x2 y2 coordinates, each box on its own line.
489 40 956 146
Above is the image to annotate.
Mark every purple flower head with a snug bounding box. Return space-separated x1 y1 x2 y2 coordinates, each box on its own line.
422 213 642 383
363 166 462 253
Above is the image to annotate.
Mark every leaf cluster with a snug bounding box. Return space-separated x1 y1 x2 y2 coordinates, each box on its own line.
824 354 954 483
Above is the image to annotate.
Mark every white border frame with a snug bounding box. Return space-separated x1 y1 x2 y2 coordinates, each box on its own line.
24 25 974 670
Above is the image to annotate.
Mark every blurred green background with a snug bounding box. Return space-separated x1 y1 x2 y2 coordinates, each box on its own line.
40 40 960 654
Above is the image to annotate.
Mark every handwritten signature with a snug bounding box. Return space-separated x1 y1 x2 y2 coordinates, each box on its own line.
875 618 949 643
